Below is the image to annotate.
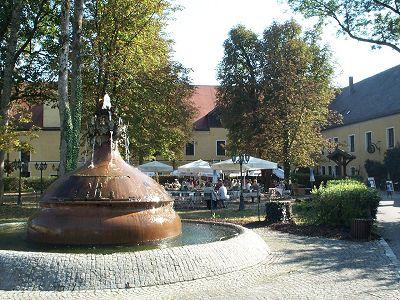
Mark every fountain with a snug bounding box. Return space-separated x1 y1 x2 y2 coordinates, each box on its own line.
27 95 181 245
0 95 270 292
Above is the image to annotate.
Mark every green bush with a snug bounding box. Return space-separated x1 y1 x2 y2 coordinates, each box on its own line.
2 177 26 192
2 176 57 192
291 173 333 188
265 202 286 223
24 177 57 192
293 179 380 228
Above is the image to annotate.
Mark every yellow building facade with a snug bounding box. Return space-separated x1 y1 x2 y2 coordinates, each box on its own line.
321 114 400 178
6 85 228 176
320 66 400 179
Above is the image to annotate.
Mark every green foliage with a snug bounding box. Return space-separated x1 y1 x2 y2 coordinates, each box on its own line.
291 172 333 188
288 0 400 53
3 177 57 192
24 177 57 192
265 202 286 223
384 146 400 182
82 0 195 162
364 159 387 188
217 20 336 179
293 179 381 228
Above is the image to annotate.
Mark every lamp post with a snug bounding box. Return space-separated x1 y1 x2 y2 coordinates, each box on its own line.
12 159 24 205
231 152 250 211
35 162 48 194
52 163 59 177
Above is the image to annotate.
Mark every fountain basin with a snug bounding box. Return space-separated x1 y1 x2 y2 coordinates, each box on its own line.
27 201 181 245
26 141 182 245
0 221 269 291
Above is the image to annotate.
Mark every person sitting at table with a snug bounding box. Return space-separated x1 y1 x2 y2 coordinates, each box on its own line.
217 181 229 208
215 178 223 191
245 180 252 192
172 179 181 190
204 182 217 209
251 179 260 202
164 181 170 190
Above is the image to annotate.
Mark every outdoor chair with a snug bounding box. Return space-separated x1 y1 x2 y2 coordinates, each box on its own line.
189 191 203 208
204 192 217 210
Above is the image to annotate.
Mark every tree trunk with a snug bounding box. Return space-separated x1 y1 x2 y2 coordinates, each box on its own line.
58 0 71 176
283 161 290 183
69 0 84 172
0 0 22 203
283 132 291 183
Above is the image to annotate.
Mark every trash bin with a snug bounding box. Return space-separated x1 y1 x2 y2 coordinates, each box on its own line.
351 218 373 240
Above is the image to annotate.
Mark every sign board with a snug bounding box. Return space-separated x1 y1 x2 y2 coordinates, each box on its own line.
367 177 376 188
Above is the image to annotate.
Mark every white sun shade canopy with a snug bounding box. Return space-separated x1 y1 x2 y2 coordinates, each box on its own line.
138 161 173 173
211 156 277 172
177 159 213 175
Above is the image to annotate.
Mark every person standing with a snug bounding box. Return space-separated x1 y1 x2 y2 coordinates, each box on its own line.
204 181 217 209
386 181 394 199
251 179 260 203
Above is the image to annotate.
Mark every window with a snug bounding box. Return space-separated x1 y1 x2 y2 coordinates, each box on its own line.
328 166 332 176
387 127 395 149
216 140 226 156
185 142 195 156
334 165 340 178
350 167 356 176
348 135 355 152
365 132 372 150
321 166 326 175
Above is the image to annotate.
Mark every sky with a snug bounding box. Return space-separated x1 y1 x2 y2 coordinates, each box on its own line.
166 0 400 88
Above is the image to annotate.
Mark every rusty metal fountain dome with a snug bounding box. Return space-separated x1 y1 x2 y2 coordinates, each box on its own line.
27 95 182 245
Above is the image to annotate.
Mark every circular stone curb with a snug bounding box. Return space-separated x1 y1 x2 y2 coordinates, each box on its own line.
0 221 269 291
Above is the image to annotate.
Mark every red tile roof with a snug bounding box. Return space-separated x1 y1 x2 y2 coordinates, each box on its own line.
191 85 218 122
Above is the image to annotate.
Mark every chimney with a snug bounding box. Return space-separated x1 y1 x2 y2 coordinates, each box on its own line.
349 76 354 95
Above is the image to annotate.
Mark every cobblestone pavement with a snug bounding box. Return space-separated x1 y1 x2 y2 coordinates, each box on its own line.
377 191 400 259
2 228 399 299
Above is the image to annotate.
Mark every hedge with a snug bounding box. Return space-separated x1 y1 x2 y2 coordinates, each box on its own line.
292 179 380 228
3 176 57 192
291 173 334 188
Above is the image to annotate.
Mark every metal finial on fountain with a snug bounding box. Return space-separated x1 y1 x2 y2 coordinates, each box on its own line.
102 93 112 110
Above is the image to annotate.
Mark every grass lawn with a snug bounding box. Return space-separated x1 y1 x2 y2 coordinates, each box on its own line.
0 202 39 223
178 203 265 225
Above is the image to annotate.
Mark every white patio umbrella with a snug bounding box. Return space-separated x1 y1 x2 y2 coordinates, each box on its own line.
273 168 284 179
177 159 213 175
138 161 173 173
211 156 277 172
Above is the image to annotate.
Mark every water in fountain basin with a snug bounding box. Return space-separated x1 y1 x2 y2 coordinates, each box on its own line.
89 138 95 168
0 222 239 254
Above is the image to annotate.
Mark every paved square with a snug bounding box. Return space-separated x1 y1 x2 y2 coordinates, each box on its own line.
2 227 399 299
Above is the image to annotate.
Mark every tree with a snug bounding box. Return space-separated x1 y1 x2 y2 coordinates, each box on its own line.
288 0 400 53
0 0 57 201
57 0 71 176
365 159 387 187
384 145 400 182
261 21 335 180
81 0 195 163
57 0 85 176
216 25 264 154
217 21 336 181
